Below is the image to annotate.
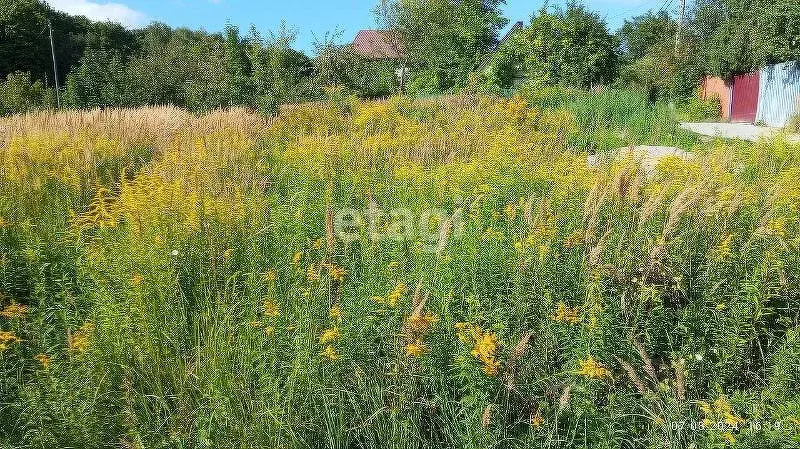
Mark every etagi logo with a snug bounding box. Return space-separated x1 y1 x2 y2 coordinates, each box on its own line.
333 206 464 253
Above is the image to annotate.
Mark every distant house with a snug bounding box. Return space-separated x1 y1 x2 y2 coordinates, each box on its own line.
352 30 405 61
351 29 408 90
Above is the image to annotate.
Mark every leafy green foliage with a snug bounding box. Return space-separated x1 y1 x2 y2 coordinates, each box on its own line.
689 0 800 79
0 71 55 115
313 37 398 99
523 3 619 89
385 0 507 91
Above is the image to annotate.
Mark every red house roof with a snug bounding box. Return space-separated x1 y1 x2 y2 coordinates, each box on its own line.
352 30 404 60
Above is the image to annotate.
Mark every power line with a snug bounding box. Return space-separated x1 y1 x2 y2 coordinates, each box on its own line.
48 20 61 109
675 0 686 54
605 0 670 21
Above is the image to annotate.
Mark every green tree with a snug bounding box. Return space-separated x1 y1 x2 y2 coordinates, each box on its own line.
616 10 679 100
618 10 676 63
0 71 55 115
383 0 508 92
63 48 127 109
247 25 314 113
691 0 800 79
524 3 619 88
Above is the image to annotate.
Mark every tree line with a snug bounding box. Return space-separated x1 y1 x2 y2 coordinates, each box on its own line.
1 0 798 115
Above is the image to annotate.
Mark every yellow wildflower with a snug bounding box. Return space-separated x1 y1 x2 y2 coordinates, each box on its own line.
405 339 428 357
292 251 303 265
320 345 339 360
503 203 517 221
386 282 407 307
406 312 439 335
722 432 736 444
563 230 585 248
552 302 580 324
711 234 734 261
307 264 320 281
324 263 346 282
766 218 787 238
130 273 144 287
0 302 29 319
263 299 280 318
387 261 400 270
261 269 277 282
530 412 544 428
329 305 342 323
313 238 324 250
35 353 51 369
319 327 340 345
577 356 611 379
68 322 94 353
471 329 501 376
0 330 21 351
0 216 7 227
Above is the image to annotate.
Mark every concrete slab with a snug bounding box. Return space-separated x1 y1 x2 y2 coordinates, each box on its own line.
680 122 800 143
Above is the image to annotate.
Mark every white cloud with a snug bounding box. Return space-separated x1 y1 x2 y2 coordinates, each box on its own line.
47 0 148 28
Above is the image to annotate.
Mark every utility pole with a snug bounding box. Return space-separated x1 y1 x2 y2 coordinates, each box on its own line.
675 0 686 55
48 20 61 108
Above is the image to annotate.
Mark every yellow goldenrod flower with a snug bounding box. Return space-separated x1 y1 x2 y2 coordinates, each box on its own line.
530 412 544 428
35 353 51 369
406 312 439 335
471 329 501 376
386 282 407 307
261 269 277 282
292 251 303 265
0 302 29 319
263 299 280 318
405 340 427 357
711 234 734 262
563 230 585 248
766 218 787 238
552 302 580 324
324 263 346 282
68 322 94 353
722 432 736 444
503 203 518 221
320 345 339 360
319 327 340 344
0 330 21 350
577 356 611 379
130 273 144 287
329 305 342 323
307 264 320 281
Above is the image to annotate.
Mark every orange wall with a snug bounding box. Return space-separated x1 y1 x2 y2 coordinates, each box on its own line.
701 76 731 120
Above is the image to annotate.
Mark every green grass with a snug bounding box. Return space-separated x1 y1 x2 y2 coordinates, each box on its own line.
0 96 799 448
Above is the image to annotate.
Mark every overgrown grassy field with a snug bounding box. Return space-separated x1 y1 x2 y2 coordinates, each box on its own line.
0 92 799 448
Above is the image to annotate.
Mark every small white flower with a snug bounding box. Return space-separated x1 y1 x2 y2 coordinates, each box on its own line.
694 353 703 361
171 250 179 256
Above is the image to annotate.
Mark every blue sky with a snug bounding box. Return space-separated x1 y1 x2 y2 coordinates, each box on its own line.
47 0 673 54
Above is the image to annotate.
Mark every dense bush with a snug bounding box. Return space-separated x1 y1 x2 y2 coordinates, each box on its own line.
0 71 55 115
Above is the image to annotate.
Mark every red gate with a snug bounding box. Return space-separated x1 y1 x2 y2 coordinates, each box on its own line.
731 72 760 123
